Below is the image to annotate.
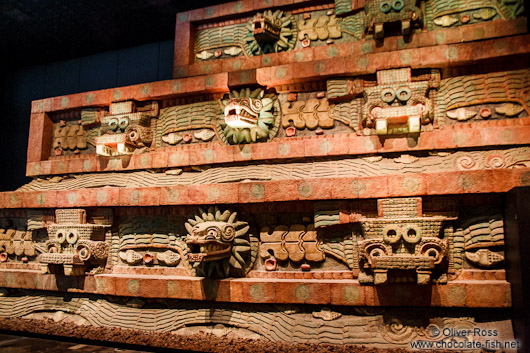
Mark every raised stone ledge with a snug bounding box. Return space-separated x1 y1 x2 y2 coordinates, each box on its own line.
4 168 530 208
26 117 530 177
28 32 530 116
0 270 511 308
178 18 528 79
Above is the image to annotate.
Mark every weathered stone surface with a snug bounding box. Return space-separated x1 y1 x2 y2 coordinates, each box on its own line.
2 0 528 349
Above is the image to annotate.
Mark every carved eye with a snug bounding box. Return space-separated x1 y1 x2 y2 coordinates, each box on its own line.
119 117 130 130
396 87 412 102
239 99 250 108
77 245 91 261
403 226 421 244
128 129 139 142
108 118 119 131
221 225 236 242
48 243 60 253
250 98 262 112
381 88 395 103
56 230 67 244
67 230 79 244
207 228 219 238
392 0 405 11
369 248 385 258
421 244 444 264
383 227 401 244
427 248 439 259
379 2 392 13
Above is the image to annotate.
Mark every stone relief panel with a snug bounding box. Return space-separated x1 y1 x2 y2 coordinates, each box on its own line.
195 9 298 60
297 13 344 46
364 0 423 38
93 101 159 156
51 101 159 157
184 207 258 277
0 197 509 282
281 97 335 130
0 215 38 264
356 197 454 285
115 206 259 278
219 88 281 144
20 147 530 191
52 121 88 156
117 214 186 268
436 69 530 125
312 195 508 283
192 0 524 61
42 69 530 158
425 0 524 29
36 208 112 276
247 10 298 55
157 100 220 145
0 291 514 348
194 8 363 61
361 68 439 135
453 207 505 272
259 224 326 271
157 88 281 146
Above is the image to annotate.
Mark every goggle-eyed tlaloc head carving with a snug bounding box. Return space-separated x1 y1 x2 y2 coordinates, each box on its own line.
95 101 157 156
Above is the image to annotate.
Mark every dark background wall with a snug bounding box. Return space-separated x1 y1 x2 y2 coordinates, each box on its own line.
0 41 174 191
0 0 229 191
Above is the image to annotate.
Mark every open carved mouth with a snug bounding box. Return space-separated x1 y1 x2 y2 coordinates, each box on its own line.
370 104 427 134
252 16 280 43
224 99 261 129
186 240 231 262
95 133 135 156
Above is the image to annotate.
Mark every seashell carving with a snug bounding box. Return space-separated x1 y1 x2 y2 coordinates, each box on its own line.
485 154 505 169
429 151 452 157
196 51 214 60
495 103 524 117
48 176 64 183
312 307 342 321
157 251 181 266
473 8 497 21
194 129 216 142
224 47 243 56
446 108 477 121
162 133 183 145
434 15 459 27
119 250 142 265
394 154 419 164
363 156 383 163
165 169 183 175
465 249 504 268
455 155 476 170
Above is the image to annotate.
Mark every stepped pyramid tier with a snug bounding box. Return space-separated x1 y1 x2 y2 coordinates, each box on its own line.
0 0 529 349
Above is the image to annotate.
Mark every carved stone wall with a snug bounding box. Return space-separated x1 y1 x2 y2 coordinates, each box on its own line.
1 0 528 350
